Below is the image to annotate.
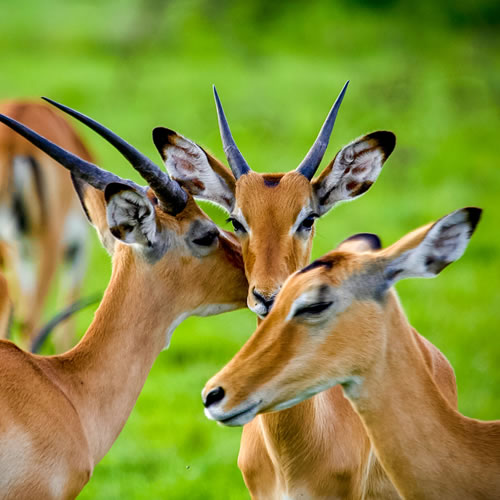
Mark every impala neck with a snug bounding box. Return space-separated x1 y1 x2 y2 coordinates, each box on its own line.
55 247 183 464
347 292 500 498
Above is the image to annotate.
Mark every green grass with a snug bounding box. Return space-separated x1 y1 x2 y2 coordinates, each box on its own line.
1 1 499 498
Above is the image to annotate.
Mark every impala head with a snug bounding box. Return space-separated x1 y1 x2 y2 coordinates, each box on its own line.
0 102 248 342
154 82 396 317
202 207 482 425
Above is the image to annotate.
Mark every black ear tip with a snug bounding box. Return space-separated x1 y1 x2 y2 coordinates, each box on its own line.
104 182 136 202
344 232 382 250
152 127 177 150
464 207 482 233
368 130 396 158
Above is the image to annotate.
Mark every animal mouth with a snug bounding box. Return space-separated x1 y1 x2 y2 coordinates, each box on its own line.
218 401 261 425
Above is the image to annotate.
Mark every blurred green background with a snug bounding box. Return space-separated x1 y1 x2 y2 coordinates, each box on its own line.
1 0 499 498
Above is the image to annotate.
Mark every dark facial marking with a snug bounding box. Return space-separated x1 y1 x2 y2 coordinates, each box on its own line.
299 254 346 274
263 175 281 188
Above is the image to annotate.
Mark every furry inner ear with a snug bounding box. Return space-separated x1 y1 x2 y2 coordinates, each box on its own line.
383 207 482 285
312 131 396 216
104 183 157 247
153 127 235 212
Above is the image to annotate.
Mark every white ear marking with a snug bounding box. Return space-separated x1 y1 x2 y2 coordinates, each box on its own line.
314 131 395 215
385 207 481 284
106 189 157 246
154 128 235 212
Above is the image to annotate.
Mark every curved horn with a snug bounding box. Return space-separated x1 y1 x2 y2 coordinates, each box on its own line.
296 80 349 180
213 86 251 179
42 97 188 215
0 114 123 190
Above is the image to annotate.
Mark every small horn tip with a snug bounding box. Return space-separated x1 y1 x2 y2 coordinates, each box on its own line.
213 85 221 102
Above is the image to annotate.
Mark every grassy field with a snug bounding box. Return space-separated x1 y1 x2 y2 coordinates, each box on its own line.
1 0 499 498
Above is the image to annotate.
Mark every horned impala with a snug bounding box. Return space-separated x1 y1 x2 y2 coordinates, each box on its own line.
204 207 500 499
0 100 93 350
154 83 457 498
0 103 247 499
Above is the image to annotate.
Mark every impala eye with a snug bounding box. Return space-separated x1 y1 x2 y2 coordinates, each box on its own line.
297 213 319 233
192 231 218 247
227 217 247 234
294 301 333 317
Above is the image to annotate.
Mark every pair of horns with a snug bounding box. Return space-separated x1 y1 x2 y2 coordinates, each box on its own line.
214 80 349 181
0 100 188 215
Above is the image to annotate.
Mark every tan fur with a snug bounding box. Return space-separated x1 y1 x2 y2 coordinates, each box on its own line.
195 145 447 498
0 182 248 499
234 171 314 304
0 272 12 338
205 233 462 499
0 100 94 349
204 217 499 498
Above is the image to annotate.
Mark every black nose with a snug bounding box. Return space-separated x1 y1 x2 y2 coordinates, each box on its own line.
252 288 275 309
204 386 225 408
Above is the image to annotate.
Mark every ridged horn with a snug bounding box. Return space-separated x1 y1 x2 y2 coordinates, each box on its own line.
296 80 349 180
0 114 123 191
213 85 251 179
42 97 188 215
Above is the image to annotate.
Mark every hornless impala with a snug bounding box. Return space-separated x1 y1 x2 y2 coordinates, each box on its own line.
204 207 500 499
0 100 93 349
0 103 247 499
153 83 456 498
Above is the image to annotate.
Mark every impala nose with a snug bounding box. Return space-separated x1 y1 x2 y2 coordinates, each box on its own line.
252 288 276 314
204 386 225 408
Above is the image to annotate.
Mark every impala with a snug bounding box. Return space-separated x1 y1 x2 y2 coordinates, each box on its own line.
0 100 94 350
0 102 247 499
154 83 456 498
204 207 499 499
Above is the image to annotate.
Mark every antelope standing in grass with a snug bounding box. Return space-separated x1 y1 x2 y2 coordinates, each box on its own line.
204 207 500 499
0 100 93 350
0 102 247 499
154 83 458 498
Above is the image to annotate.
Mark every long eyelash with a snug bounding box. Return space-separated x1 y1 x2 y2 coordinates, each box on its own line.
294 301 333 316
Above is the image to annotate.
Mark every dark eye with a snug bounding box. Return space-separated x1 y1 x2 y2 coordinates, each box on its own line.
192 231 218 246
294 301 333 317
297 213 318 232
227 217 247 234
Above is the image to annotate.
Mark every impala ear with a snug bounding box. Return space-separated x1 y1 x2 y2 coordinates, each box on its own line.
71 175 116 254
312 131 395 216
336 233 382 253
153 127 236 212
382 207 482 285
104 183 157 247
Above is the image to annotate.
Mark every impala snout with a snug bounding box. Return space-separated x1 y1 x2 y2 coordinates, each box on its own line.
249 287 279 317
202 382 262 427
203 386 225 408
